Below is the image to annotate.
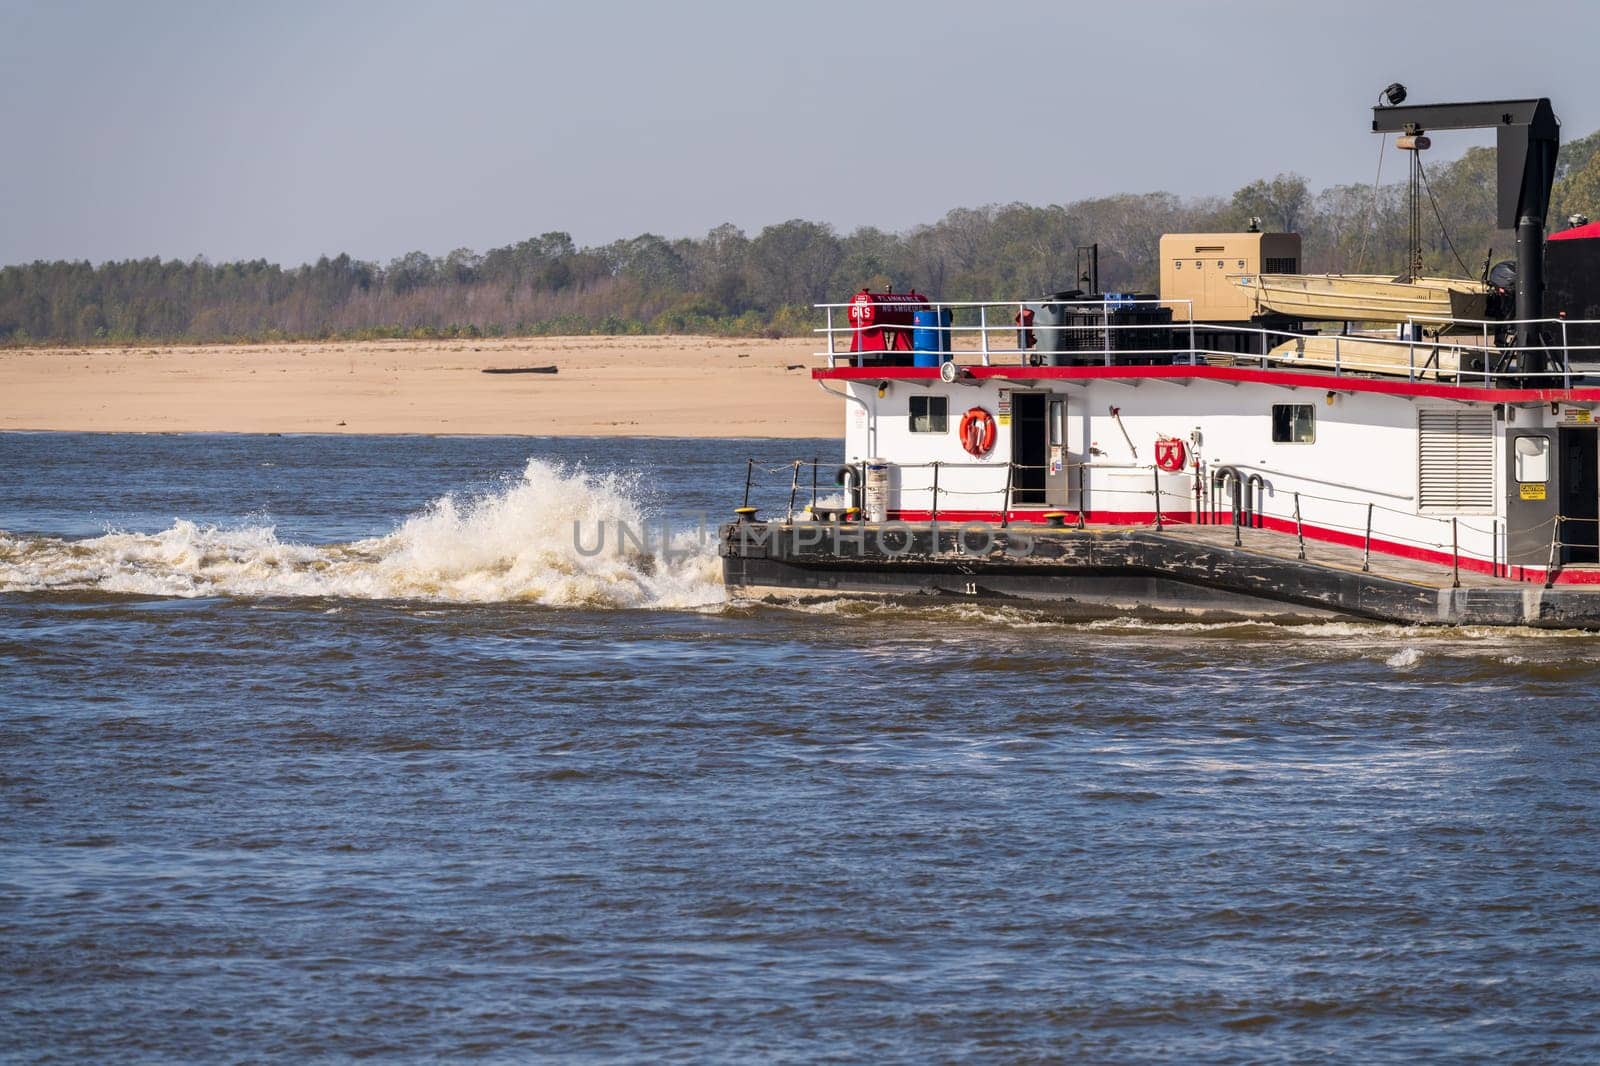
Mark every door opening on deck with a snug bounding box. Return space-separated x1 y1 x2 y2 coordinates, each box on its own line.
1559 427 1599 564
1012 393 1047 505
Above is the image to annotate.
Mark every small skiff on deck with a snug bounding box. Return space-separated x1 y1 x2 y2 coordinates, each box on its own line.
1235 273 1490 324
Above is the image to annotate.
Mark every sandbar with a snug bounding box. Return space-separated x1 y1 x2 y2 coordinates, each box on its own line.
0 336 841 438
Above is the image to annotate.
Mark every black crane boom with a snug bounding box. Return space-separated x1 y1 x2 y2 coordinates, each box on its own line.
1372 97 1560 354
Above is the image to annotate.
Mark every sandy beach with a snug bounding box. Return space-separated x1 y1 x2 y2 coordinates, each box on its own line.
0 336 839 438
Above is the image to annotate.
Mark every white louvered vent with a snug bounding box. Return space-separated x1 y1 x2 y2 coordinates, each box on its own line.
1418 408 1495 511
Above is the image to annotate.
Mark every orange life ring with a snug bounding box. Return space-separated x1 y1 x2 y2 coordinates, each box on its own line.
1154 436 1187 472
959 407 997 457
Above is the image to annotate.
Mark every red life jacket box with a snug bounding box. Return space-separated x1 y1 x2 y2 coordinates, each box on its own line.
847 290 929 353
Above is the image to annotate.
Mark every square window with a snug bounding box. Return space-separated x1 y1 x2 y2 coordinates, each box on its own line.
911 395 948 433
1515 436 1549 482
1271 404 1315 443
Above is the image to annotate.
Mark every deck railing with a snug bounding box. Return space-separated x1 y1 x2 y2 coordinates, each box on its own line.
815 297 1600 389
734 456 1583 582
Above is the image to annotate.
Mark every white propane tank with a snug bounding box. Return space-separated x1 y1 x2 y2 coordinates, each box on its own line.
864 459 891 523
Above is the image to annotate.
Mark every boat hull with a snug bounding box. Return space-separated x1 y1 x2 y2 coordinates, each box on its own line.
721 521 1600 628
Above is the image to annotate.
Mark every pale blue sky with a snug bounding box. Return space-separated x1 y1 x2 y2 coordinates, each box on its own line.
2 0 1595 266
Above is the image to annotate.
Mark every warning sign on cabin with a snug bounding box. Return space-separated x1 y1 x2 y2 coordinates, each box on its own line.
1520 483 1548 500
1562 408 1593 425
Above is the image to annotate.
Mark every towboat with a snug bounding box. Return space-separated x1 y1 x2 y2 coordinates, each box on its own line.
721 93 1600 627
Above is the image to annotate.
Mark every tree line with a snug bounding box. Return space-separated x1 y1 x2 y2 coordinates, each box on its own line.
3 130 1597 346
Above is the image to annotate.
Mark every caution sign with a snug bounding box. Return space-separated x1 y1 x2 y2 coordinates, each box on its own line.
1562 407 1594 425
1520 482 1548 500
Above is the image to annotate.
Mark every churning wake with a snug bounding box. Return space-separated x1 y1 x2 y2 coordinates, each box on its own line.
0 460 725 608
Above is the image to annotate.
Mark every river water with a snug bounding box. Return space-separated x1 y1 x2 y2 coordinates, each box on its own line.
2 433 1597 1062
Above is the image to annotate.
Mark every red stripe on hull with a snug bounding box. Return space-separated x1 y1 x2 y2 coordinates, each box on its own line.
885 509 1600 586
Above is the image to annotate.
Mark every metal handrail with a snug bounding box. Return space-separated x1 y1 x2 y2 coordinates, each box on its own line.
739 454 1567 580
816 297 1600 386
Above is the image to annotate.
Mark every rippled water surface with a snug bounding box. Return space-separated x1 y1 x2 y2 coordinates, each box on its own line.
2 433 1598 1062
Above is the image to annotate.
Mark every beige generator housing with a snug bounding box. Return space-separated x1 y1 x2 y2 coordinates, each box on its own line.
1160 232 1302 322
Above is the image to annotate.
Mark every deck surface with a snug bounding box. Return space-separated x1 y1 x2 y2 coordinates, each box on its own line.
722 517 1600 626
1091 522 1512 590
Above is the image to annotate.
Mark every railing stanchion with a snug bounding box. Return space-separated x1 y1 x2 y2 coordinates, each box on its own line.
743 459 754 510
1451 516 1460 588
930 461 940 529
1294 492 1306 560
1102 298 1111 367
811 457 819 512
1187 302 1197 366
980 306 990 366
1362 503 1373 572
825 306 836 369
1493 519 1500 578
1077 464 1087 529
1229 475 1242 547
1152 467 1164 531
786 460 800 524
1001 462 1014 529
1562 319 1572 390
1546 515 1561 589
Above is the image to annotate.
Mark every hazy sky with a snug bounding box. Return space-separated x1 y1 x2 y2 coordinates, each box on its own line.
2 0 1596 267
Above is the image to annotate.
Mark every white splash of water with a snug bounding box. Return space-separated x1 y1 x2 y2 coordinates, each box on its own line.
1385 647 1424 669
0 460 725 609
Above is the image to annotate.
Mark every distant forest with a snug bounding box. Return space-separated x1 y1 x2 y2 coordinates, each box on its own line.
4 132 1599 346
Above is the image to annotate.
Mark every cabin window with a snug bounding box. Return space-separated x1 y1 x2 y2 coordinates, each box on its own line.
1271 404 1315 443
910 395 948 433
1419 409 1495 511
1515 436 1549 483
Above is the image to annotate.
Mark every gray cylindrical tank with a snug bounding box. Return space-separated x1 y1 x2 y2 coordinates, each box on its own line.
864 459 891 523
1037 290 1082 365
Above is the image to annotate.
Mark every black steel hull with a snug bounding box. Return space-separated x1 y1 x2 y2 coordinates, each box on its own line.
719 521 1600 628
